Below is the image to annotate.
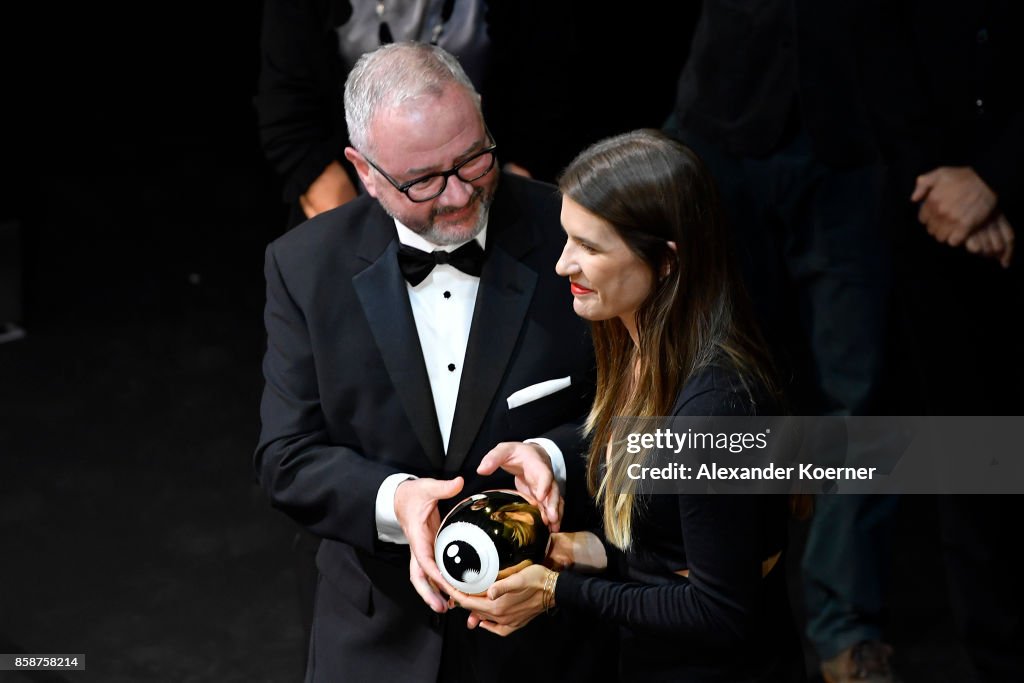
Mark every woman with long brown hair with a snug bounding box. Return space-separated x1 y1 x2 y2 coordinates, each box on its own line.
454 129 806 681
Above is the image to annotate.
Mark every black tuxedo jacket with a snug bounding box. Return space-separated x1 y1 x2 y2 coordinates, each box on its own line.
256 173 605 682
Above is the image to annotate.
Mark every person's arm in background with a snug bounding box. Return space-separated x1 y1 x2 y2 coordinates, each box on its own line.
254 0 357 222
958 105 1023 268
878 1 1023 265
910 108 1021 266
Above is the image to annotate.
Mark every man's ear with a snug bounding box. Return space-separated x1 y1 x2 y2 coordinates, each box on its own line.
344 147 378 198
661 241 678 279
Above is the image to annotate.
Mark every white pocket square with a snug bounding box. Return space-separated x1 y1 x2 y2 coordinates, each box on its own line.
506 376 572 410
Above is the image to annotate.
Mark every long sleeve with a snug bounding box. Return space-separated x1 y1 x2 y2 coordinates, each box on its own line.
255 240 400 553
973 111 1024 216
254 0 352 204
555 493 775 649
554 367 787 650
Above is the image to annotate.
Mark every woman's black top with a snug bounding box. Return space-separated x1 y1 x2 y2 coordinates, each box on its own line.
555 364 806 682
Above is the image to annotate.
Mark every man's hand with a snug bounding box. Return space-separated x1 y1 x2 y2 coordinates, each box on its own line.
394 476 464 612
299 160 358 218
965 213 1015 269
477 442 562 531
911 166 998 246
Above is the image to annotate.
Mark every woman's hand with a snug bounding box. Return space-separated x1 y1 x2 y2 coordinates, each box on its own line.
546 532 576 570
451 564 554 637
547 531 607 573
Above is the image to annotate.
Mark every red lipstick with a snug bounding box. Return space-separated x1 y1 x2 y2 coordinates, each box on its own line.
570 282 594 296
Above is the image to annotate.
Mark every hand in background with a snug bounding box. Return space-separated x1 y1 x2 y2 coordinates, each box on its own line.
477 442 562 531
965 213 1015 269
503 162 533 179
911 166 997 246
394 476 464 612
299 160 358 218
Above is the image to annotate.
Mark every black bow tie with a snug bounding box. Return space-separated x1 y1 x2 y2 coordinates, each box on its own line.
397 240 485 286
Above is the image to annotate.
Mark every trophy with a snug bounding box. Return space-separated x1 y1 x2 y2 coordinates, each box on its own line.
434 490 550 595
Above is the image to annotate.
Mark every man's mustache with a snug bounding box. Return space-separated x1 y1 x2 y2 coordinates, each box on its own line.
433 189 483 217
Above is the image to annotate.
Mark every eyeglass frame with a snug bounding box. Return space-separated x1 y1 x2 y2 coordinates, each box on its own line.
360 130 498 203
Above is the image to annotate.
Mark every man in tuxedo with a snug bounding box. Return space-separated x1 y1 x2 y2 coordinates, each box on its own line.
255 42 607 682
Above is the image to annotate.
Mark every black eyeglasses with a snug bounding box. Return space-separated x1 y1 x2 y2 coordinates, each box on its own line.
362 137 498 203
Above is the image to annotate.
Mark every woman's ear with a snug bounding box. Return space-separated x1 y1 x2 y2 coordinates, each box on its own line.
661 241 678 280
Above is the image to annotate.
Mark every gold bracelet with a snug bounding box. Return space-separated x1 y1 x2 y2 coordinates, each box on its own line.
541 570 558 613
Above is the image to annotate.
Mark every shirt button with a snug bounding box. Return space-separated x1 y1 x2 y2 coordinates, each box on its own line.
976 28 988 44
443 291 451 299
448 363 456 372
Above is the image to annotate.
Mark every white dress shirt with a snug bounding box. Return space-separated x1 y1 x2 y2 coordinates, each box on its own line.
374 219 565 543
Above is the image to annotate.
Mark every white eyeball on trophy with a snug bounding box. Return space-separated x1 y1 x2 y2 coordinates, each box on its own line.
434 490 551 595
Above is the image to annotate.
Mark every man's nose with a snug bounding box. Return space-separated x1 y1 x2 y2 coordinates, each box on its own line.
437 174 473 206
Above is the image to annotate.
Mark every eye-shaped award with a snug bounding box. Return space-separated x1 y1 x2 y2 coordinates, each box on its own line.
434 490 551 595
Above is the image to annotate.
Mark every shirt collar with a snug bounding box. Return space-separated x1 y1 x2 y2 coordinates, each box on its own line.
393 218 488 253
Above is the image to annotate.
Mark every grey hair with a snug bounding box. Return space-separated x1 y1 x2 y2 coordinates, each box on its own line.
344 41 481 153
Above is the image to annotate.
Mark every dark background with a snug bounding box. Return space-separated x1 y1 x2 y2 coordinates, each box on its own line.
1 5 303 681
0 5 978 682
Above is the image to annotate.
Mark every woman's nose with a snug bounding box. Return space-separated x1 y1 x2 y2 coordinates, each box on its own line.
555 241 578 276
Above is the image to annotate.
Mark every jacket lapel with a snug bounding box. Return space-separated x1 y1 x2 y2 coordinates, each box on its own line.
353 210 445 470
445 187 541 472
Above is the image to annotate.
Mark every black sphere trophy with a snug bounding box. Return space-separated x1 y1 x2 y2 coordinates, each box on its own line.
434 490 551 595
